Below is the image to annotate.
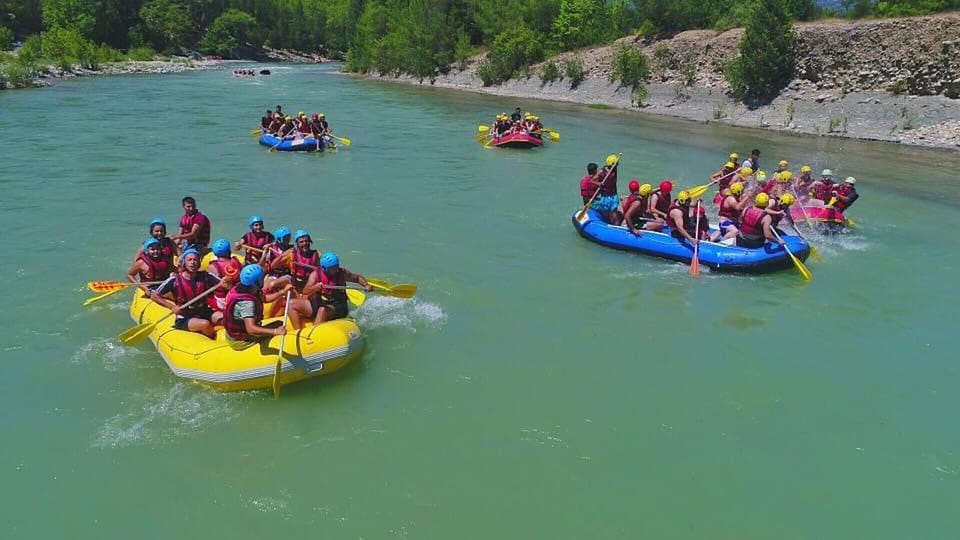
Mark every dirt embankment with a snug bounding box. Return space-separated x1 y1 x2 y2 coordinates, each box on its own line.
368 12 960 150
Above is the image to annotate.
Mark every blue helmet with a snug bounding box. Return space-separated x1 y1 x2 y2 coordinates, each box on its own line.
239 264 266 286
320 252 340 269
248 215 264 228
294 229 311 243
143 238 160 251
180 248 201 262
149 217 166 231
212 239 231 257
274 226 291 241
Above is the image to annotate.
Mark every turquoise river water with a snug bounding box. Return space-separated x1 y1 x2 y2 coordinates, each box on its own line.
1 64 958 538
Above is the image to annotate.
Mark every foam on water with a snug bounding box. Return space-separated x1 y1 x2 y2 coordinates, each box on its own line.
92 383 246 449
354 296 446 333
71 337 148 372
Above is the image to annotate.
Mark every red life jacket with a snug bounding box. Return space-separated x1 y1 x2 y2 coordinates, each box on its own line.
174 271 212 315
739 207 766 238
261 116 271 129
832 184 855 210
292 249 319 289
813 181 834 201
796 174 814 193
223 286 263 340
622 193 648 215
599 168 618 196
718 195 740 222
580 175 594 200
760 179 776 194
653 192 671 217
718 169 735 190
138 253 170 282
668 202 694 233
159 237 177 268
242 231 274 264
179 211 211 247
266 244 291 276
207 258 239 311
317 267 348 307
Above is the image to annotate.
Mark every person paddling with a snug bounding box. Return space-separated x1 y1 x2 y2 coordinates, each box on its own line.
737 193 785 249
223 265 307 350
127 238 174 291
796 166 815 195
830 177 859 211
718 182 747 241
149 249 221 338
289 229 320 293
171 196 212 253
667 191 698 243
260 110 273 133
810 169 836 202
622 181 662 235
711 161 737 192
236 215 275 265
648 180 673 224
276 116 299 139
302 252 373 324
588 154 621 224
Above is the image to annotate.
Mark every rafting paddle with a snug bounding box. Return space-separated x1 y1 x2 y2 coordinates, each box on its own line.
541 127 561 141
771 229 812 281
88 280 166 293
683 169 739 200
789 191 822 262
330 134 351 147
690 201 701 277
272 290 293 399
577 153 622 222
118 279 224 346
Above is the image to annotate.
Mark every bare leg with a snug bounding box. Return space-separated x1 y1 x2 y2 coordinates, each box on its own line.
188 318 217 339
287 298 312 330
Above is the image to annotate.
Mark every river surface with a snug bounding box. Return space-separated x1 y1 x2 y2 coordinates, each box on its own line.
1 64 958 539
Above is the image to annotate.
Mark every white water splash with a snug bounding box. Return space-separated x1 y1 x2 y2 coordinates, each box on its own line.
92 383 245 449
71 337 148 372
354 296 446 333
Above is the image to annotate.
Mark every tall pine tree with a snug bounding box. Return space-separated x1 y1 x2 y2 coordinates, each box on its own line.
739 0 796 100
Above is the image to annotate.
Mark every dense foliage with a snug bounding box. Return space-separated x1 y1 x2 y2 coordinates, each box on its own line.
729 0 797 101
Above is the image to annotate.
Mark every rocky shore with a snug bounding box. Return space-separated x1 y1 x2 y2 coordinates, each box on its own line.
29 58 226 87
363 13 960 151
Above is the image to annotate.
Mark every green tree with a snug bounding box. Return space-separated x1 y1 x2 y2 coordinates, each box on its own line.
199 9 260 58
736 0 795 100
40 0 96 37
551 0 609 50
0 25 13 49
140 0 192 52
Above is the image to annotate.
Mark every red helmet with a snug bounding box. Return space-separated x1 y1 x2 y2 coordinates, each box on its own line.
659 180 673 192
311 113 319 119
628 179 640 192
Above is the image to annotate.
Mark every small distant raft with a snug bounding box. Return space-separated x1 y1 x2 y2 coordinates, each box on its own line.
129 292 364 392
572 209 810 273
490 132 543 149
258 133 324 152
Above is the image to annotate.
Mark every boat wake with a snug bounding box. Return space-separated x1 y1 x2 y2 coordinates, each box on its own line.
354 296 446 333
71 337 149 372
92 382 247 449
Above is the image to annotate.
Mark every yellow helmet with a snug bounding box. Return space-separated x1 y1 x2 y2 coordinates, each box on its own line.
756 171 767 182
724 161 735 169
532 116 539 120
318 113 325 118
778 160 788 167
297 111 305 116
605 154 618 167
729 152 739 160
730 182 744 195
778 171 793 182
739 166 753 177
779 193 795 206
639 183 653 196
677 190 691 203
755 192 770 208
284 115 292 121
800 165 812 174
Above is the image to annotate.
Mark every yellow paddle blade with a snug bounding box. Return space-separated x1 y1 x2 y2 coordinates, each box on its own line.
478 125 490 132
809 244 822 262
384 284 417 299
119 321 158 346
787 251 812 281
83 287 126 306
347 289 366 307
251 128 262 135
367 278 393 291
549 131 560 142
845 217 858 228
88 280 128 293
335 136 351 147
684 183 711 199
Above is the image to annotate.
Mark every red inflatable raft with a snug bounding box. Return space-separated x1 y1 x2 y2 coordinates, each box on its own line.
489 132 544 149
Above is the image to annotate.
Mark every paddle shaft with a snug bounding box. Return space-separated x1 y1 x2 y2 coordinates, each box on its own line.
149 277 225 326
577 154 622 220
690 201 701 276
273 290 293 399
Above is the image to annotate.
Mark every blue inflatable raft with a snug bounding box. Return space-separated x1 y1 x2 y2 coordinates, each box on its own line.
258 134 326 152
572 209 810 273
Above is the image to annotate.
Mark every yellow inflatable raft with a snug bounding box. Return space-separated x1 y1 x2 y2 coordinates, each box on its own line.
128 290 365 392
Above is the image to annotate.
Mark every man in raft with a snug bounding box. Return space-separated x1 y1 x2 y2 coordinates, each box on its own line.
742 149 760 171
260 110 273 133
235 215 274 265
149 248 221 338
302 252 373 324
718 181 747 241
736 193 786 249
830 177 859 211
810 169 836 202
276 116 299 139
171 196 212 253
288 229 320 292
666 190 700 244
711 161 737 191
127 238 175 291
223 265 306 349
648 180 673 224
795 166 815 195
622 181 662 236
206 239 242 319
587 154 621 224
511 107 523 123
310 113 334 149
